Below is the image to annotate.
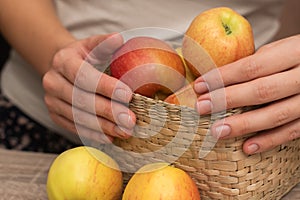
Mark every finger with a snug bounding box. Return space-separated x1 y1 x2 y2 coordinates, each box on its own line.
210 94 300 139
73 86 136 130
86 33 124 66
48 112 114 143
43 70 136 129
194 35 300 93
50 33 131 103
72 104 134 139
243 118 300 154
45 94 134 138
196 66 300 114
52 52 133 103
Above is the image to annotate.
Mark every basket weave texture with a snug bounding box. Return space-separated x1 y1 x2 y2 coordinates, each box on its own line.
111 93 300 200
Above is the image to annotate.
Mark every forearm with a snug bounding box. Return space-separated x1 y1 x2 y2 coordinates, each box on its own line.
0 0 76 75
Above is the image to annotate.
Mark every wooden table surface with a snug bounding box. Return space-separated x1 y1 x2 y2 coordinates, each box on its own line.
1 148 300 200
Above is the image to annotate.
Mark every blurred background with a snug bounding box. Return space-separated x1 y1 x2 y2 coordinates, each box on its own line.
0 0 299 72
273 0 300 40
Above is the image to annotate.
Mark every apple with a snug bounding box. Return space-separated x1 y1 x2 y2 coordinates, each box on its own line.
175 47 196 84
46 146 123 200
165 7 255 107
182 7 255 77
110 36 186 100
164 82 198 108
122 163 201 200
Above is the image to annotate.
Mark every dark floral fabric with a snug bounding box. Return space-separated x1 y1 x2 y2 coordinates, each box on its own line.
0 35 79 153
0 92 78 154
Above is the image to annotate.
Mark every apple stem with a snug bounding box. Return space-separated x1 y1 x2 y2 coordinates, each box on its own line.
222 23 232 35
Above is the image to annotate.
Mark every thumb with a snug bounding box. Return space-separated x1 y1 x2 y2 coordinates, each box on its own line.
87 33 124 60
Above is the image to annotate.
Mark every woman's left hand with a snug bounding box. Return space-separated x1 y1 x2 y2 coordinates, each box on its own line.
194 35 300 154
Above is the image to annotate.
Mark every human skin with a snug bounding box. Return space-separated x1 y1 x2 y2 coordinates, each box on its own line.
194 35 300 154
0 0 136 142
1 0 298 150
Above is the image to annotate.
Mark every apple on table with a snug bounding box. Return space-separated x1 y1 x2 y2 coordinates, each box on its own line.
122 162 201 200
46 146 123 200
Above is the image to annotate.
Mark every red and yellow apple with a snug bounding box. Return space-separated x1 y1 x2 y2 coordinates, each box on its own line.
110 36 186 100
46 146 123 200
165 7 255 107
122 163 201 200
183 7 255 77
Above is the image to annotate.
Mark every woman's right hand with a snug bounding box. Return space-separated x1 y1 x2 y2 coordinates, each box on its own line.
43 33 136 143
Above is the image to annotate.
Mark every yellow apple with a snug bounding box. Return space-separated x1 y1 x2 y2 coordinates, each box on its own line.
46 146 123 200
122 163 201 200
175 47 196 84
182 7 255 77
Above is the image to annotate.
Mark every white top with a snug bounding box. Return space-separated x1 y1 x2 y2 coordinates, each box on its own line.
1 0 284 142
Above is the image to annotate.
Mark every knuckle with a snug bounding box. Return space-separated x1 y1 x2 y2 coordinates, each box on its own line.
74 66 88 86
254 81 276 103
267 136 277 150
243 56 262 80
51 49 69 70
238 117 252 134
42 72 55 92
51 50 65 70
73 89 88 109
73 109 87 125
273 108 290 127
43 95 53 108
52 48 78 83
45 96 62 115
61 83 70 100
288 128 300 141
225 91 235 109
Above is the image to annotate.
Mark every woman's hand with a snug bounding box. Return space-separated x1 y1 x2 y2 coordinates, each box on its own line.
43 33 136 143
194 35 300 154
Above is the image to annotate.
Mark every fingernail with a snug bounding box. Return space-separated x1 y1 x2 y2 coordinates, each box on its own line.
247 143 259 154
213 125 231 139
194 82 208 94
114 88 132 102
118 113 134 128
196 100 212 114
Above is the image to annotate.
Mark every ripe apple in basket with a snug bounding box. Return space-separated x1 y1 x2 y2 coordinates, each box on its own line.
183 6 255 77
165 7 255 107
46 146 123 200
110 36 186 100
122 163 201 200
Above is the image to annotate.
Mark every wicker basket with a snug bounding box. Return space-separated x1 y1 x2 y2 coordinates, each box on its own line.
98 93 300 200
98 37 300 199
